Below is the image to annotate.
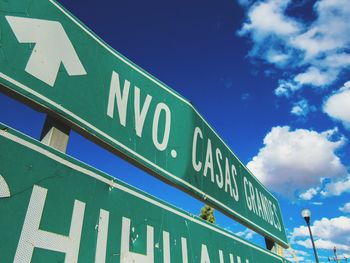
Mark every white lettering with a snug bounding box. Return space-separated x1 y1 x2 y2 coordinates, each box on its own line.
269 200 276 227
224 158 233 197
260 193 268 222
152 103 171 151
134 86 152 137
215 148 224 188
95 209 109 263
163 231 170 263
201 244 211 263
107 71 130 126
204 139 214 182
244 177 252 211
192 127 203 172
231 164 239 201
219 250 224 263
255 188 263 218
273 204 282 231
120 217 154 263
248 181 257 214
14 185 85 263
181 237 188 263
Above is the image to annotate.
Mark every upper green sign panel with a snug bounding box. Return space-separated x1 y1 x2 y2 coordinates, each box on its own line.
0 0 288 245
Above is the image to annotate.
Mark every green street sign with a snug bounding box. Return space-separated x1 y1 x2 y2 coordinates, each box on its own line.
0 0 288 246
0 124 290 263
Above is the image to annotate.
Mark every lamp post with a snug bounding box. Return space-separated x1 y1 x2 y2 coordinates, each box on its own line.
334 246 339 263
301 209 319 263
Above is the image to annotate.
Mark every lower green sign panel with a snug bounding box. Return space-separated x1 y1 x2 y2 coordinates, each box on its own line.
0 124 289 263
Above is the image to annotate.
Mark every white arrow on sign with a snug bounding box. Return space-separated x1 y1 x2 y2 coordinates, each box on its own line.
6 16 87 87
0 175 10 198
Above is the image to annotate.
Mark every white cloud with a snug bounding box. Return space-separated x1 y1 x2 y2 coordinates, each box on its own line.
293 249 308 257
238 0 350 96
291 0 350 59
339 202 350 213
235 229 255 240
292 216 350 251
299 187 319 201
284 248 308 262
238 0 300 40
247 126 347 197
275 80 298 97
291 99 316 118
293 67 337 87
320 53 350 68
321 175 350 196
290 106 303 116
324 81 350 129
266 50 290 65
296 239 350 251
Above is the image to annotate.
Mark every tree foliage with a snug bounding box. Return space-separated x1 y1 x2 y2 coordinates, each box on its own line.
200 204 215 224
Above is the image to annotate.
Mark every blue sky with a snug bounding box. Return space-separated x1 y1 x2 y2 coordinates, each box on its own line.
1 0 350 262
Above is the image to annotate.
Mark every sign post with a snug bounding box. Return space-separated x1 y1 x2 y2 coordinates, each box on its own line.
0 125 290 262
40 115 71 152
0 0 288 246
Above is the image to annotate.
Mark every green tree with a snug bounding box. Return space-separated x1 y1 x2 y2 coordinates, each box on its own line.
200 204 215 224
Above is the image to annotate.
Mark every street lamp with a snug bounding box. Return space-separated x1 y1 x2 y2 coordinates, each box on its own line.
334 246 339 263
301 208 319 263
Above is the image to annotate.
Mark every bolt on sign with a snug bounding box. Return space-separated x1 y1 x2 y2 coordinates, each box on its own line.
0 125 291 263
0 0 288 246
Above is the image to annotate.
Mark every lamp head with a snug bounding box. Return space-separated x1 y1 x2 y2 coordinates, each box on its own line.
301 208 311 224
